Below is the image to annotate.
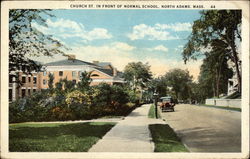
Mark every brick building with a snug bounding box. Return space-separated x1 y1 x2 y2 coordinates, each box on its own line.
9 55 125 101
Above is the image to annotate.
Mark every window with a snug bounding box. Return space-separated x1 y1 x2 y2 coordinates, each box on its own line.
33 77 37 84
22 77 26 83
43 79 47 85
72 71 76 77
91 74 99 77
73 80 76 84
28 89 31 95
28 77 31 83
22 89 26 97
33 89 36 93
43 71 47 76
59 71 63 76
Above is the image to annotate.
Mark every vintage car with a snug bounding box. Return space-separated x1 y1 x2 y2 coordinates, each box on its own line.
159 96 175 112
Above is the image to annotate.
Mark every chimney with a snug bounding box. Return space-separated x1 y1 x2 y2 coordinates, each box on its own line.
68 54 76 60
113 68 117 77
93 61 99 65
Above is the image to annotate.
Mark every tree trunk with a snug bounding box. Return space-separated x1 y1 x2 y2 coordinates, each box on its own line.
212 80 216 97
175 91 178 100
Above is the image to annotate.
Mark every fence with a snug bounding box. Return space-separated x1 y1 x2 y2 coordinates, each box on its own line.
205 99 241 108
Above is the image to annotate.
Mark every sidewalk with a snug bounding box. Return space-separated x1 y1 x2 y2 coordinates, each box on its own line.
88 104 164 152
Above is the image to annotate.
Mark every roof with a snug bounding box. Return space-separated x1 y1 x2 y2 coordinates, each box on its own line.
97 62 112 67
94 67 113 76
45 59 98 67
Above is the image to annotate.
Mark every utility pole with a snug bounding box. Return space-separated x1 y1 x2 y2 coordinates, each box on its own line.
153 90 158 119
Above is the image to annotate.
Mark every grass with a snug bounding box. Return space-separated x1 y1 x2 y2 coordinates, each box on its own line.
149 124 188 152
198 104 241 112
9 122 116 152
225 91 241 99
148 104 161 119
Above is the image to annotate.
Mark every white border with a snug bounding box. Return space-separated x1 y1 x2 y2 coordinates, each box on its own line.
1 1 249 159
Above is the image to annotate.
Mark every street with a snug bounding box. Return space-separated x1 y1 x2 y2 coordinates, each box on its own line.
160 104 241 152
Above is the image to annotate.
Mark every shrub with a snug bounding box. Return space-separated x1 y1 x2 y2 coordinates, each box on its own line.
9 90 50 123
9 80 139 123
65 90 92 119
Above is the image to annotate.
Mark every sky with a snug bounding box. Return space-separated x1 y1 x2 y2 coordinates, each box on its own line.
31 9 204 80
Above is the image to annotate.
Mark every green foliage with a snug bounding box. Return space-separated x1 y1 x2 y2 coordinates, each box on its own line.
124 62 152 92
197 52 233 100
48 73 54 90
225 91 241 99
54 79 63 95
9 9 66 74
164 68 193 100
63 78 76 93
9 90 51 123
182 10 242 93
149 124 188 152
9 122 115 152
9 79 137 123
77 71 92 91
148 104 161 119
148 77 169 98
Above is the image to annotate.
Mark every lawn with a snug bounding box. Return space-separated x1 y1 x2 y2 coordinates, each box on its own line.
9 122 115 152
149 124 188 152
148 104 161 119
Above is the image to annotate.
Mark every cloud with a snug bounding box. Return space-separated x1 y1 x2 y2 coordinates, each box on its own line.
128 22 191 41
144 57 202 80
32 18 112 42
31 41 201 81
128 24 179 40
147 45 169 52
174 45 184 52
155 22 192 32
111 42 135 51
69 42 200 80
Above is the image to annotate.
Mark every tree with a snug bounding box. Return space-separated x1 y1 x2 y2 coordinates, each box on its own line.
62 78 76 93
164 69 193 100
147 76 168 97
77 71 92 91
9 9 66 75
182 10 242 92
48 73 54 90
123 62 152 92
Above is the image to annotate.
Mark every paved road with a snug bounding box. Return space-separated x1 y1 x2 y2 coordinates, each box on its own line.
89 104 164 152
160 104 241 152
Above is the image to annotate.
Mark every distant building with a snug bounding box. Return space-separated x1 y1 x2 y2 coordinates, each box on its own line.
227 76 238 95
9 55 125 101
41 55 124 88
227 60 241 95
9 71 42 102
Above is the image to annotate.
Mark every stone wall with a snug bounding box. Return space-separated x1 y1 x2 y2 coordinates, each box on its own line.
205 99 241 108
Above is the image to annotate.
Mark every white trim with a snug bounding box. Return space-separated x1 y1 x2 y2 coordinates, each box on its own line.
92 78 125 83
45 65 97 72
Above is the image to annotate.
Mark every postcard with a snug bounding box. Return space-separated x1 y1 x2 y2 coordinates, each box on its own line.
1 0 249 159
